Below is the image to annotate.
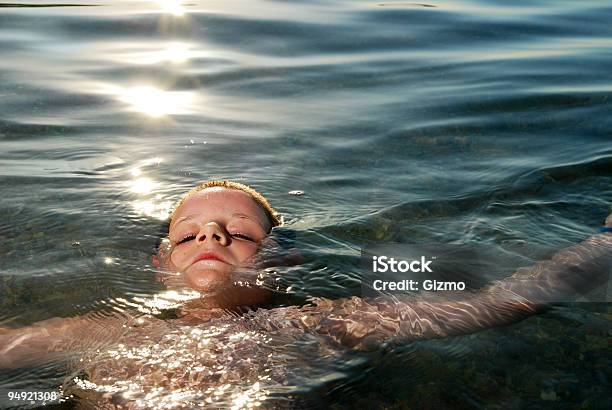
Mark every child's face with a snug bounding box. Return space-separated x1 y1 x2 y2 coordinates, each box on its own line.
161 187 271 292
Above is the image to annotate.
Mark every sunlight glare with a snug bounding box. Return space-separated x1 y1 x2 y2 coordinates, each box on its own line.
130 177 156 194
156 0 185 16
133 290 202 314
118 86 195 117
163 42 190 63
132 199 172 220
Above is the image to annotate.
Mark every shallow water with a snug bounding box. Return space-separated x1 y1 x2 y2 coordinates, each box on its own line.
0 0 611 408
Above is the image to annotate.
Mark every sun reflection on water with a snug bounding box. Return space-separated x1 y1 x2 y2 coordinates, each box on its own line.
130 177 156 194
155 0 187 16
127 158 172 220
131 42 193 65
117 85 195 117
162 42 191 63
133 290 202 314
131 199 172 220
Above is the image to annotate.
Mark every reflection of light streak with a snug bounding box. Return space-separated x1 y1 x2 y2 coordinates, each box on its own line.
131 158 163 178
130 42 192 65
133 290 202 313
98 42 196 65
156 0 185 16
132 199 172 220
143 157 163 166
118 86 195 117
130 177 156 194
230 381 266 410
128 158 169 219
162 42 190 63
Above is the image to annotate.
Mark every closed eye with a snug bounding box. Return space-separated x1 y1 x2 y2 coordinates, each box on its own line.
231 233 254 242
176 234 196 245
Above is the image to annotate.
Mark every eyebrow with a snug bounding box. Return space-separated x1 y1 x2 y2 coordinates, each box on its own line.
172 213 267 230
232 212 255 220
173 214 196 225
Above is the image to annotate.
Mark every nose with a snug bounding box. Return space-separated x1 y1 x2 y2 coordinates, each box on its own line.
196 222 229 246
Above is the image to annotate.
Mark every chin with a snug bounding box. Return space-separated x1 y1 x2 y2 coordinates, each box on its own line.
185 268 231 292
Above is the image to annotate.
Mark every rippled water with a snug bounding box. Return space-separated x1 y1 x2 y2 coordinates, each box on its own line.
1 0 611 408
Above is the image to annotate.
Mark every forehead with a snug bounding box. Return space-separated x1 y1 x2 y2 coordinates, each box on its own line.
170 187 270 230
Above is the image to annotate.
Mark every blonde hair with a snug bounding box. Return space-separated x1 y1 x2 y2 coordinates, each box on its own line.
170 180 282 230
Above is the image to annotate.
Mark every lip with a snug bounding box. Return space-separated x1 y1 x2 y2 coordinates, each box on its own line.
192 251 228 265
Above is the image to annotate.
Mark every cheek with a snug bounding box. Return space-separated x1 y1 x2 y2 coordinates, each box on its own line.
170 246 190 269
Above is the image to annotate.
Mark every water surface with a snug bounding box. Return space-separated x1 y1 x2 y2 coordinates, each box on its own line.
0 0 611 408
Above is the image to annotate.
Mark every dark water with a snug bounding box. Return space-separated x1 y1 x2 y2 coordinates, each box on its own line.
0 0 611 408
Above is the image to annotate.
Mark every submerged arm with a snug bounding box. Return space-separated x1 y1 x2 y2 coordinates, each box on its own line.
303 227 611 350
0 311 140 369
